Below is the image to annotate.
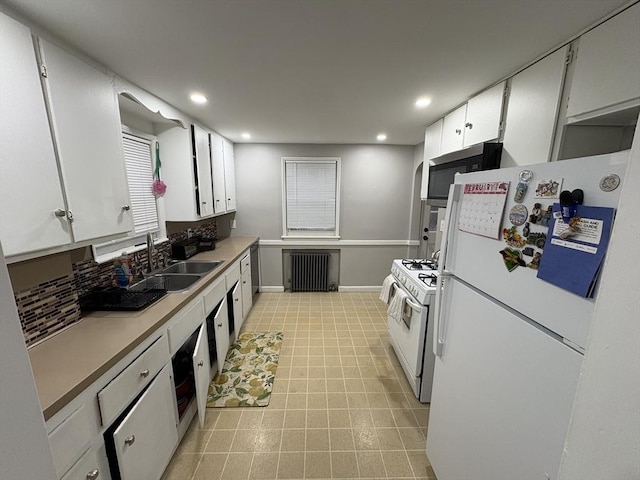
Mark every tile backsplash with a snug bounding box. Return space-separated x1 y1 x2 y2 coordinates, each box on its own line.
15 220 218 347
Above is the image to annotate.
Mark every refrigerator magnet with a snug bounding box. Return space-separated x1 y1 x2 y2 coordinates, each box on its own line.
502 226 526 248
513 169 533 203
499 248 526 272
534 178 562 199
509 204 528 226
599 174 620 192
527 252 542 269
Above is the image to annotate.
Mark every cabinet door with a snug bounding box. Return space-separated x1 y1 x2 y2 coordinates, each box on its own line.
241 270 252 320
223 139 237 211
420 119 443 199
193 125 214 217
192 323 211 428
210 132 227 215
440 105 466 155
501 48 567 167
112 365 177 480
463 81 505 147
0 14 71 256
231 281 244 333
567 3 640 119
214 298 230 373
38 39 132 243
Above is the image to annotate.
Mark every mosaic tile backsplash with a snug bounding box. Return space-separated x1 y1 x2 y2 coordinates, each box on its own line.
17 221 217 347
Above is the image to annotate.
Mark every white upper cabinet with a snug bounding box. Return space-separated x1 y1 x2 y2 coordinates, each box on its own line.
420 119 443 199
223 139 237 212
210 132 227 215
440 104 468 154
158 125 214 221
566 3 640 120
0 13 71 257
38 38 132 243
440 82 505 155
501 47 568 167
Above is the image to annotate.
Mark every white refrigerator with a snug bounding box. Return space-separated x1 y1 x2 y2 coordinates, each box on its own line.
426 151 629 480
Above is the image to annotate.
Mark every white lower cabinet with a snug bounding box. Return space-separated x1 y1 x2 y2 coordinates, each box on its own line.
192 323 211 428
212 298 230 371
61 444 108 480
240 253 253 320
110 365 177 480
231 281 244 333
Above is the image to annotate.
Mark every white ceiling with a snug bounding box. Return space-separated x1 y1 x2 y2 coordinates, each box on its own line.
3 0 631 145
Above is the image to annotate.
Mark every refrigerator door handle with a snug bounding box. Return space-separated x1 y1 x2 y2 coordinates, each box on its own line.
438 183 462 275
433 273 450 357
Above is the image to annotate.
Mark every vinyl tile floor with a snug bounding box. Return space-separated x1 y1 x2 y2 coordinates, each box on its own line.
161 292 437 480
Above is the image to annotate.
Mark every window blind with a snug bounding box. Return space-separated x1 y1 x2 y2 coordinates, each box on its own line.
285 160 337 231
122 133 159 234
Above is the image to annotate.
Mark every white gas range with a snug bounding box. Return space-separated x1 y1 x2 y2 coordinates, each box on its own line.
387 259 439 402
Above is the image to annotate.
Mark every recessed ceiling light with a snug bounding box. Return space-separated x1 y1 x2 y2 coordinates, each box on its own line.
241 132 251 140
377 133 387 141
415 97 431 108
190 93 208 105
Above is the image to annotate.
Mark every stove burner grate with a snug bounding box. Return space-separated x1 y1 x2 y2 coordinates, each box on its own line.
401 259 437 270
418 273 438 286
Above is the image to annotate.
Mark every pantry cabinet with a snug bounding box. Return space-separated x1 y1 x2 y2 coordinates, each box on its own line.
440 82 505 155
158 125 215 221
210 132 237 215
566 3 640 121
501 47 567 167
38 38 132 243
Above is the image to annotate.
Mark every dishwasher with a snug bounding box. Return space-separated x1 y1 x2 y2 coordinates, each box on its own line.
250 241 259 298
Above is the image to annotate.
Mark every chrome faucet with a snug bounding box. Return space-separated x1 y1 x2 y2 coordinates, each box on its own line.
146 232 155 273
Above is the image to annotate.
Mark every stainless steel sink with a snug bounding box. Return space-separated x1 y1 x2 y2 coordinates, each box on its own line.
161 260 223 275
129 274 202 293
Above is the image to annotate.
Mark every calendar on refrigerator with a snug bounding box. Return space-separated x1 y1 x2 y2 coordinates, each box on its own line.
458 182 510 239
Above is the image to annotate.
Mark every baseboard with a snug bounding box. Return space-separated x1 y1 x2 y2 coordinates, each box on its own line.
338 286 382 292
259 286 285 293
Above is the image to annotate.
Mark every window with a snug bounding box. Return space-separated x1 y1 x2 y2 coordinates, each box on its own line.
122 132 159 234
92 131 163 262
282 157 341 238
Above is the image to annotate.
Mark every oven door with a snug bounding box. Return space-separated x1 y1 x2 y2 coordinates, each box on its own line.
387 282 429 391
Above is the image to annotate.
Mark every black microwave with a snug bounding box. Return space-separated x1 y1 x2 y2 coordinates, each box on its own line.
427 142 503 201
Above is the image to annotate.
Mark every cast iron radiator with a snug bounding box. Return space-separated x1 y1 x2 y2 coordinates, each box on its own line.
291 251 330 292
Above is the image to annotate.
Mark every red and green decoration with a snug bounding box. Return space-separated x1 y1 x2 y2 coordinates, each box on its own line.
152 142 167 196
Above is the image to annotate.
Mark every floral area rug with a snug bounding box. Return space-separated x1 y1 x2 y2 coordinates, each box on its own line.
206 332 283 407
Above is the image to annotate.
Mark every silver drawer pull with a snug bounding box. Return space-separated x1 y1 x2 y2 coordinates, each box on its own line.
86 469 100 480
124 435 135 446
54 209 66 217
198 361 204 367
140 369 150 378
217 322 223 328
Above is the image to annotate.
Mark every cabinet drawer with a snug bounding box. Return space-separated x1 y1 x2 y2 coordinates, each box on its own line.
202 276 226 315
98 335 169 426
61 445 104 480
240 253 251 274
225 260 241 287
49 405 94 478
168 298 205 353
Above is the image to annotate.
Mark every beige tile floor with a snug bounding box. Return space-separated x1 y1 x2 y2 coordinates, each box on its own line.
162 292 437 480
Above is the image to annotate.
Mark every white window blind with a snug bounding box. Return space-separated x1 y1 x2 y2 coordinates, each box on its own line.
122 133 159 234
285 159 337 231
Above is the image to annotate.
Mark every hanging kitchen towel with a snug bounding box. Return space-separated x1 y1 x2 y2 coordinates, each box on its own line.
388 288 408 324
379 274 396 304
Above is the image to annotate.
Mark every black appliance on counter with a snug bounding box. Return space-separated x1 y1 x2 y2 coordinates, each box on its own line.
171 236 216 260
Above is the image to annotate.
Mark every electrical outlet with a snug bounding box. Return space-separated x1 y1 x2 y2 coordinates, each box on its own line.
231 219 236 229
187 228 194 238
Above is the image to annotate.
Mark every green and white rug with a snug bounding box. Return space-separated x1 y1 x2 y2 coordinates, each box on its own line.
206 332 283 407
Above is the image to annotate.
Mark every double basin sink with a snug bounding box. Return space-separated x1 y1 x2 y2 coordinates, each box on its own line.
129 260 223 293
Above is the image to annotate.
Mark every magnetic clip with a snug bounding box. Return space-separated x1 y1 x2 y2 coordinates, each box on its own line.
558 189 583 238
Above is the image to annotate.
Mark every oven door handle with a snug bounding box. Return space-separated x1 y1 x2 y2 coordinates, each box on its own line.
405 297 422 312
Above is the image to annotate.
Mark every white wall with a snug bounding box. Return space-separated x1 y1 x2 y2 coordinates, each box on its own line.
558 124 640 479
232 143 417 288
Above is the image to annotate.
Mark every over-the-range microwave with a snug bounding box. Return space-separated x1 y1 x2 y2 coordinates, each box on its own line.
427 142 503 205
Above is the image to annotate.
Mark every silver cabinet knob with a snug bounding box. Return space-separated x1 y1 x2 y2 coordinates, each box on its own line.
86 469 100 480
140 369 150 378
67 210 74 221
465 122 473 129
202 201 207 205
235 298 239 302
455 128 462 135
122 205 131 211
124 435 135 446
198 360 204 367
217 322 223 328
54 209 66 217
